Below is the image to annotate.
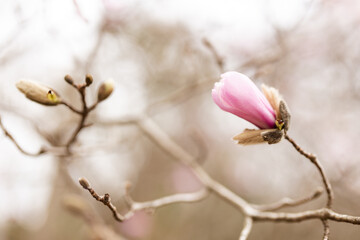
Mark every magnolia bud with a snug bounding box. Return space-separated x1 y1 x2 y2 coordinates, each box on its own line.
79 177 91 189
85 74 93 86
16 79 61 106
64 75 74 85
97 79 114 102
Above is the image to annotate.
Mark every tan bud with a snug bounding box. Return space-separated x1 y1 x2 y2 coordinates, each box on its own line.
97 79 114 102
233 128 283 145
262 84 291 131
16 79 61 106
64 75 74 85
233 129 267 145
79 177 91 189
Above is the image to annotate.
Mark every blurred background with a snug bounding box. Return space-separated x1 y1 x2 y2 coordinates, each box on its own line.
1 0 360 239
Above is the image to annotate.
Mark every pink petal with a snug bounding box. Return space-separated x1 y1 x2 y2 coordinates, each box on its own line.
212 71 276 129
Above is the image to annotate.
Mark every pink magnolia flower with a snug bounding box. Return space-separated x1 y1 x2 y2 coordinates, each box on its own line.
212 71 276 129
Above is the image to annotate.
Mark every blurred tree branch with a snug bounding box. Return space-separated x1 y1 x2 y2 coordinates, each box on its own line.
79 178 209 221
239 217 253 240
252 187 323 211
85 114 360 240
0 116 46 156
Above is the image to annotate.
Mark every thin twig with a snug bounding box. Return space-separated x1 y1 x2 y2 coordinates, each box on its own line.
127 189 209 213
79 177 125 221
64 79 99 153
60 101 82 115
322 219 330 240
72 0 89 23
97 115 140 126
252 187 323 211
284 133 334 208
239 217 253 240
252 208 360 224
79 178 209 222
0 116 46 156
202 38 224 72
88 102 98 112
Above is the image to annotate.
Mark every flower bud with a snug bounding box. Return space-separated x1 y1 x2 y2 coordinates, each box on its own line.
16 79 61 106
213 71 291 145
64 75 74 85
212 72 276 129
85 74 93 86
79 177 91 189
97 79 114 102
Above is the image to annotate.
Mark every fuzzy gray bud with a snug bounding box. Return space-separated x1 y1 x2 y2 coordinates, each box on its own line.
79 177 91 189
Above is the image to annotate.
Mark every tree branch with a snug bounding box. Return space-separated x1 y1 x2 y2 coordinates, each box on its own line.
59 101 82 115
322 219 330 240
79 178 209 222
124 182 209 213
252 187 323 211
85 115 360 238
284 133 334 208
63 75 99 153
0 116 46 156
239 217 253 240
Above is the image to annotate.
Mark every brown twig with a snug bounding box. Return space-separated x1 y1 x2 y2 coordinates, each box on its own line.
322 219 330 240
284 133 334 208
59 101 82 115
0 116 46 156
64 75 99 153
79 178 209 222
79 178 125 221
252 187 323 211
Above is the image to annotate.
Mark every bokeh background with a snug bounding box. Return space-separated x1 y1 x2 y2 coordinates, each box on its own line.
1 0 360 239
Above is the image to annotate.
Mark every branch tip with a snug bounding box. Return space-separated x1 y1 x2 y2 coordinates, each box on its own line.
64 75 75 85
85 74 93 86
79 177 91 189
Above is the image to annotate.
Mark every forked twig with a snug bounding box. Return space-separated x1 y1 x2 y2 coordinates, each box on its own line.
79 178 209 222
